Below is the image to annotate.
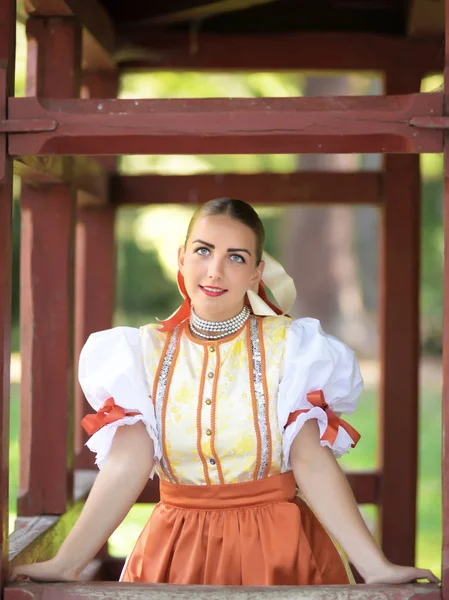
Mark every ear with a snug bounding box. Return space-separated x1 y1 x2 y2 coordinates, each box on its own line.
178 245 186 274
250 260 264 287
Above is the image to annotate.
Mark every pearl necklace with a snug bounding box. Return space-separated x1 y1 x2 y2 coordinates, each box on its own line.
189 305 250 340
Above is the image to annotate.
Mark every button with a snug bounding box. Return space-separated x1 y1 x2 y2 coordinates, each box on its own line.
205 399 212 405
209 346 215 353
209 458 216 466
207 372 214 379
206 429 212 436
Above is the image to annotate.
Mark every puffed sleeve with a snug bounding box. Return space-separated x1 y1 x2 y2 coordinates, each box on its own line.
78 326 161 475
278 318 363 469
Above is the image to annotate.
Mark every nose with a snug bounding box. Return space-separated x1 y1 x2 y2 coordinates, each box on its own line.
207 256 224 280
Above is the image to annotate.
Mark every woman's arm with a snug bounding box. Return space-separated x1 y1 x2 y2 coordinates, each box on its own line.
290 420 439 584
12 421 154 581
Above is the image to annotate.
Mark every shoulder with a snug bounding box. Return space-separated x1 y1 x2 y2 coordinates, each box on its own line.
285 317 355 357
80 326 141 364
259 315 292 340
140 322 168 343
139 322 172 355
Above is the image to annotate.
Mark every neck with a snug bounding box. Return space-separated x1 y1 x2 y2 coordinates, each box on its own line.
189 304 250 340
191 304 246 324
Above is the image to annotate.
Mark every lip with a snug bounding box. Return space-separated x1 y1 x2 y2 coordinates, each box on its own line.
199 285 228 297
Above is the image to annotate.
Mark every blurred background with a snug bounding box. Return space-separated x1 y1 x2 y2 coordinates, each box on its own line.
9 20 443 576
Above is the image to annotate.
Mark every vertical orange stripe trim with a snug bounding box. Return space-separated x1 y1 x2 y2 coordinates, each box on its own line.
210 345 224 484
196 347 211 485
246 319 262 481
161 332 182 484
258 318 272 478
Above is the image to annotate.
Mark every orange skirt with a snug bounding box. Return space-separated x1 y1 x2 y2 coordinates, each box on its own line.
121 471 353 586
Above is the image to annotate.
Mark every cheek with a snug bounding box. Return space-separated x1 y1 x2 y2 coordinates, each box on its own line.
183 256 204 282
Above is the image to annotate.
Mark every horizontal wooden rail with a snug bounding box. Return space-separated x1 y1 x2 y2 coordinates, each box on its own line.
136 471 381 505
4 582 442 600
7 93 443 155
115 31 443 74
113 172 383 206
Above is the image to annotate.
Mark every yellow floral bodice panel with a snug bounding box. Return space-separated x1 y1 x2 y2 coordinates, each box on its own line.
140 316 292 485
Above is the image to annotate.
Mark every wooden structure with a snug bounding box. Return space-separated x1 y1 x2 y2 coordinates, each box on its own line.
0 0 447 598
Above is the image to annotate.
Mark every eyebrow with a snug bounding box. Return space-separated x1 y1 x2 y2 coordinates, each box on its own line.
192 239 252 256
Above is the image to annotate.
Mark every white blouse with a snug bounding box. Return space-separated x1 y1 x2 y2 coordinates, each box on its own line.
78 316 363 485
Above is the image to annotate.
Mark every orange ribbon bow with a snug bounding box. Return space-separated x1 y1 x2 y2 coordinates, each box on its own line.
286 390 361 448
81 397 141 436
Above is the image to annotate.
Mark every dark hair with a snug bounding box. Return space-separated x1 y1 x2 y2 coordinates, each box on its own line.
184 198 265 265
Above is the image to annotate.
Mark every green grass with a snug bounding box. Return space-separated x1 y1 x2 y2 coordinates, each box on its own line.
9 382 442 575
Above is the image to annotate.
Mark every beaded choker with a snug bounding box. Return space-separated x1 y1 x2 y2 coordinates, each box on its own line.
189 305 250 340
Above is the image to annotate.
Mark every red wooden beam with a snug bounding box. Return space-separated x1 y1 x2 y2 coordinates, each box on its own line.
7 93 444 156
25 0 116 70
113 172 383 206
0 0 16 587
18 17 81 517
138 0 277 25
115 30 443 75
3 581 442 600
136 471 381 505
378 71 422 567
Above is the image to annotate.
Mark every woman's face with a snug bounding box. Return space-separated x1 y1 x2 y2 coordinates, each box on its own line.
178 214 264 322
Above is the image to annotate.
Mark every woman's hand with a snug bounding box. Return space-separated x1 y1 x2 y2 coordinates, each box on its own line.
10 558 78 582
290 422 440 587
364 561 440 585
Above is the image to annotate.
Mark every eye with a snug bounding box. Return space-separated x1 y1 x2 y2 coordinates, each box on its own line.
230 254 246 264
195 247 210 256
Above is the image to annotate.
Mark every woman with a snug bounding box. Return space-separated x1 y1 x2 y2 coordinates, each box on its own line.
13 198 438 585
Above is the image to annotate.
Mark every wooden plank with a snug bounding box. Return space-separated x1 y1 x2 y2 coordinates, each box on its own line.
7 93 444 156
138 0 277 26
115 30 442 74
25 17 81 97
3 582 442 600
0 0 16 587
75 72 118 470
345 471 381 506
442 2 449 597
14 155 107 206
378 71 423 566
136 471 380 505
408 0 444 36
25 0 116 69
18 16 81 517
137 478 160 504
10 470 95 565
113 172 383 206
18 184 77 516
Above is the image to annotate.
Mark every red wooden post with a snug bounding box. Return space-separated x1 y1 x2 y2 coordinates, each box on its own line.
442 1 449 596
379 70 424 566
0 0 16 586
74 72 118 469
18 17 81 516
